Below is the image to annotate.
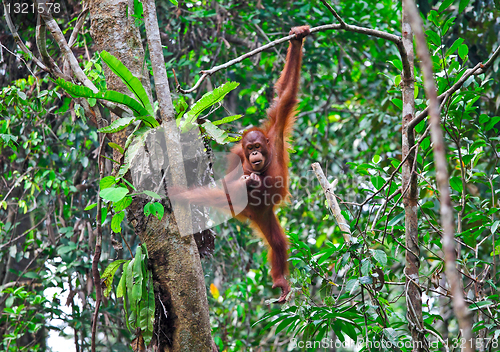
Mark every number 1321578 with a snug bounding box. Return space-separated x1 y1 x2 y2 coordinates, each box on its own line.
4 2 61 14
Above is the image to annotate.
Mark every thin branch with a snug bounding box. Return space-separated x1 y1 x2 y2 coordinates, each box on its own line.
3 1 49 73
319 0 347 27
409 43 500 130
91 116 106 352
409 63 482 130
253 23 285 62
370 187 401 231
178 23 410 93
0 215 48 250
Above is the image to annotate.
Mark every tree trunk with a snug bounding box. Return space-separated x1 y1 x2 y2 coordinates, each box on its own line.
401 4 425 351
88 1 213 350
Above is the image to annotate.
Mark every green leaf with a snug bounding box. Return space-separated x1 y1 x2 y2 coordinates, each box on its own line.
100 51 154 115
144 202 164 220
55 78 156 124
101 260 128 297
126 258 136 315
181 82 239 130
101 91 155 124
169 0 178 5
446 38 464 57
420 136 430 150
425 30 441 46
469 300 493 310
143 190 162 199
111 211 126 233
133 0 143 17
98 117 136 134
114 196 133 212
57 243 77 255
371 175 385 190
359 276 372 284
212 114 243 126
84 203 97 211
346 279 359 295
100 176 117 190
458 44 468 60
491 220 500 234
442 16 456 35
202 121 229 144
119 127 150 177
459 0 470 13
372 155 381 164
372 249 388 266
394 75 401 87
54 78 97 98
388 59 403 71
140 274 155 346
100 187 129 202
388 212 404 227
108 142 124 154
392 98 403 110
485 116 500 131
383 327 399 345
117 261 129 298
101 207 108 224
439 0 455 12
449 177 463 193
491 245 500 256
361 259 372 276
175 98 188 120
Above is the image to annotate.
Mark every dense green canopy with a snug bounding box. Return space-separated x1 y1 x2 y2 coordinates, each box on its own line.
0 0 499 350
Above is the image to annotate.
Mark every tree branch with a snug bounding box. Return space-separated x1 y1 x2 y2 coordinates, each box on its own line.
311 163 351 243
178 23 410 93
37 0 98 92
3 1 50 73
68 7 89 48
35 13 70 80
409 44 500 130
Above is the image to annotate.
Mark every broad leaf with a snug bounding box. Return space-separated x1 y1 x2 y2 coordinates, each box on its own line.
101 260 128 297
100 51 154 115
98 117 136 133
181 81 239 129
100 187 129 202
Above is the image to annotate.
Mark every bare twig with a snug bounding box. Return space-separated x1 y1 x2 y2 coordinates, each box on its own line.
0 215 48 250
30 1 127 118
319 0 347 27
253 24 285 62
311 163 351 242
